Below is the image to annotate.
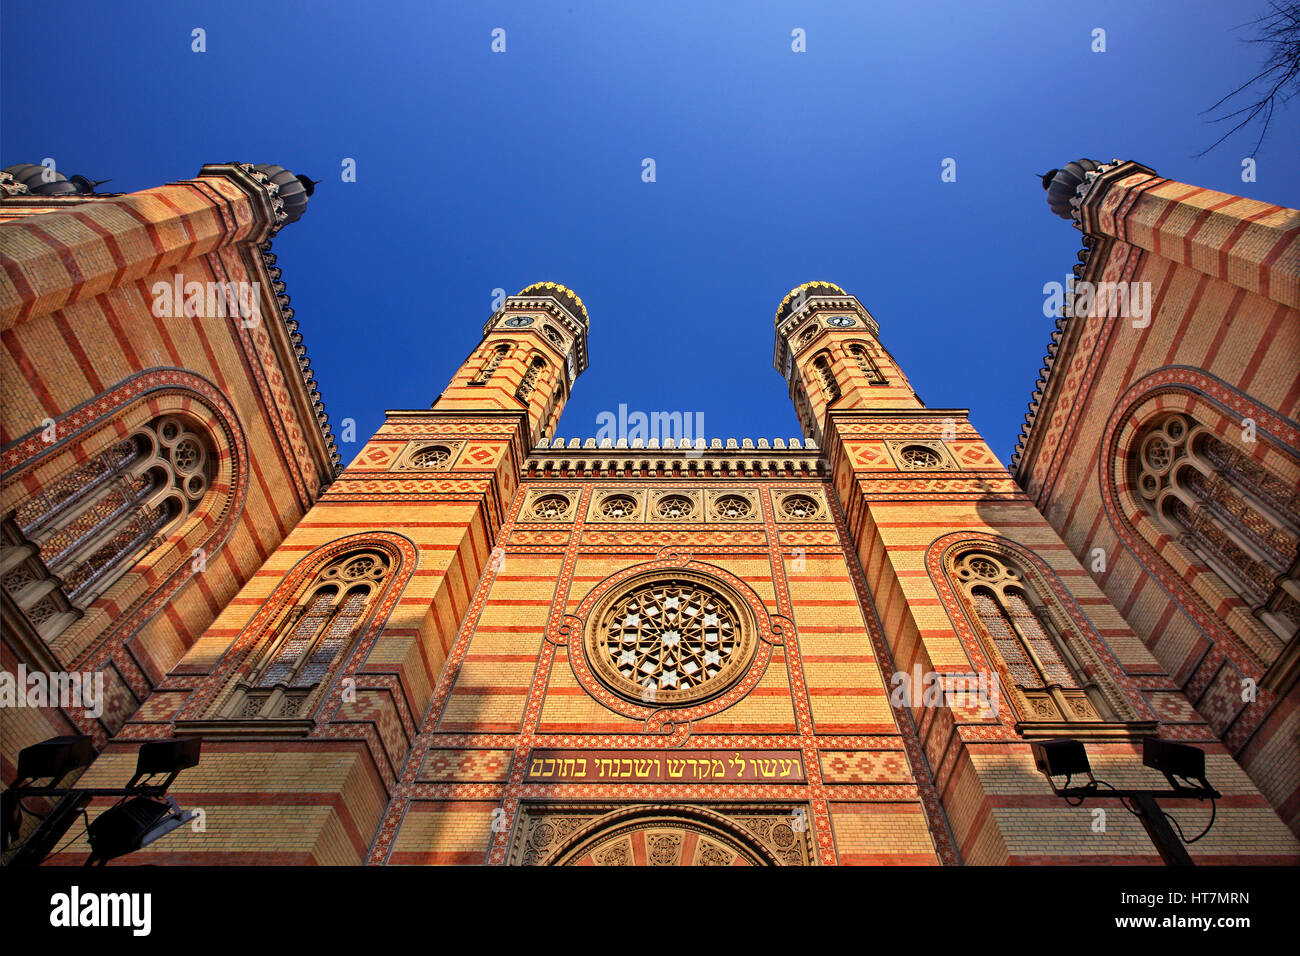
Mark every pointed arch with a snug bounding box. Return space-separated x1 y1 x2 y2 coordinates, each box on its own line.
927 532 1149 734
191 531 417 727
540 805 788 866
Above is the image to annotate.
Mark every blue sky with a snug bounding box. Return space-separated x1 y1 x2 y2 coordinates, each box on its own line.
4 1 1298 464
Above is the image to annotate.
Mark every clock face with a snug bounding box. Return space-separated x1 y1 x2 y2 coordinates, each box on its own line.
827 315 856 327
504 315 535 327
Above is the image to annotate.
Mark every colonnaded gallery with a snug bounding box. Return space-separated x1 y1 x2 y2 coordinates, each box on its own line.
0 157 1297 865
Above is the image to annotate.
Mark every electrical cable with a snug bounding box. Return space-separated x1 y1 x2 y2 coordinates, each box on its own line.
46 807 91 861
1162 798 1218 844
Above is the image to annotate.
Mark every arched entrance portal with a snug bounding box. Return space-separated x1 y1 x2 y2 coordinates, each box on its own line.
540 806 790 866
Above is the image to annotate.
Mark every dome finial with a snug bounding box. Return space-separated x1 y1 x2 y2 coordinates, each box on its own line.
253 164 314 224
1043 159 1101 220
774 281 848 327
516 281 588 326
2 163 106 196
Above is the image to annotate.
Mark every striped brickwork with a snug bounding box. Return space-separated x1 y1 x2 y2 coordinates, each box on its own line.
369 469 948 866
802 298 1299 863
0 167 334 800
47 315 561 863
1015 165 1300 835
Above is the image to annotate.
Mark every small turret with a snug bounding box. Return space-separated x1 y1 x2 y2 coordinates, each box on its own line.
1040 159 1102 220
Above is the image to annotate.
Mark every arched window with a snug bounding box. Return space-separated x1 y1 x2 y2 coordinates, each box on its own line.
472 342 510 385
516 355 547 402
2 415 213 640
812 354 839 402
230 549 390 719
951 550 1116 724
1133 413 1299 638
847 342 885 384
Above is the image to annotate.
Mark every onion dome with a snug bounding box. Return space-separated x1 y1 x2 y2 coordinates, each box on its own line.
1040 159 1102 220
774 281 847 326
516 282 588 326
252 164 316 224
2 163 104 196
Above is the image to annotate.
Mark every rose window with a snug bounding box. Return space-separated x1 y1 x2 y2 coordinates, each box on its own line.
172 438 201 472
531 494 571 520
317 550 389 589
780 495 820 519
713 495 752 520
655 495 694 519
899 445 942 469
344 557 376 579
587 574 753 704
410 445 452 469
599 495 638 519
1142 434 1171 471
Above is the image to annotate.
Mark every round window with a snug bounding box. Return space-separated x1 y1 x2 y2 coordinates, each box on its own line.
585 572 755 705
598 495 638 519
531 494 571 519
655 494 695 519
780 494 820 519
713 494 753 520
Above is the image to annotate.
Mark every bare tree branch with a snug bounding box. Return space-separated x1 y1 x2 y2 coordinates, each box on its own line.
1197 1 1300 156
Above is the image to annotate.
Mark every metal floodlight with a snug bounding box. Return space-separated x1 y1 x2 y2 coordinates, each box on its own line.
4 735 203 866
139 799 196 848
1031 738 1093 783
86 795 190 865
1030 736 1219 866
126 737 202 790
1143 738 1208 788
14 735 93 786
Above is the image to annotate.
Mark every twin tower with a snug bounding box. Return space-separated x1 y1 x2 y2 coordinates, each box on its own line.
438 278 926 449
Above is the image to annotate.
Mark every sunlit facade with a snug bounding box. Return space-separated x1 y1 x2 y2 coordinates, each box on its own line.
1 158 1296 864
